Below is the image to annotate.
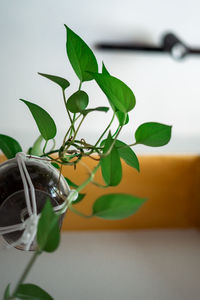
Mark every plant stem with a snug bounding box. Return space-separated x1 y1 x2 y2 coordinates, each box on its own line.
74 113 82 122
69 162 102 217
69 113 76 137
61 125 74 151
128 142 137 147
94 112 115 148
43 140 48 154
91 181 108 188
101 113 128 158
10 250 41 298
69 205 92 218
62 89 75 134
51 138 56 151
76 162 100 192
78 81 82 91
73 115 85 141
112 125 120 138
65 115 86 152
101 125 123 158
41 149 59 157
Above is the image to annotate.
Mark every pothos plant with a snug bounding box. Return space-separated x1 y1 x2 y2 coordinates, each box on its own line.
1 25 172 299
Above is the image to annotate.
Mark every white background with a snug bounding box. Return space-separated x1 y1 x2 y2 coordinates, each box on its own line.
0 0 200 153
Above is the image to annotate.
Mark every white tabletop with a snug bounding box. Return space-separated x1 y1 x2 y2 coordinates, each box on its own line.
0 229 200 300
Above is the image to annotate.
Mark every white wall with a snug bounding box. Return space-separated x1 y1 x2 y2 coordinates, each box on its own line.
0 0 200 153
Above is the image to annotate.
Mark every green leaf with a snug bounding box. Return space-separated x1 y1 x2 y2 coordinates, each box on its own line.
30 135 44 156
51 162 60 169
0 134 22 159
115 140 139 172
91 73 136 113
65 177 78 188
102 62 110 75
65 25 98 82
93 193 146 220
66 90 89 113
37 200 60 252
135 122 172 147
116 111 129 126
81 106 109 115
65 177 85 204
72 193 86 204
20 99 57 141
3 284 10 300
38 73 70 90
16 283 53 300
100 132 122 186
101 65 129 125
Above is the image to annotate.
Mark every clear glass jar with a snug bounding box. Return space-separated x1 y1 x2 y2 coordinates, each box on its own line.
0 155 70 250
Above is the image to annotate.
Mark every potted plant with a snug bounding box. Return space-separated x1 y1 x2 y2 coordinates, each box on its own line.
0 25 172 299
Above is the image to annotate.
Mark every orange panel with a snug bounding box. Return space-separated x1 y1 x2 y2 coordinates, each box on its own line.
0 154 200 229
61 155 200 230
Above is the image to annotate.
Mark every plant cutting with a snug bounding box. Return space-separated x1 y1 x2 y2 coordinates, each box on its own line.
0 25 172 299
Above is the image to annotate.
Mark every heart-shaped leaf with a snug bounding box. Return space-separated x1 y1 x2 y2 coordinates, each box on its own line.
66 90 89 113
38 73 70 90
65 177 78 188
102 62 110 75
101 65 129 125
93 193 146 220
51 162 60 169
30 135 44 156
72 193 85 204
135 122 172 147
15 283 53 300
0 134 22 159
116 111 129 126
91 73 136 113
65 25 98 82
115 140 139 171
20 99 57 141
37 200 60 252
100 132 122 186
